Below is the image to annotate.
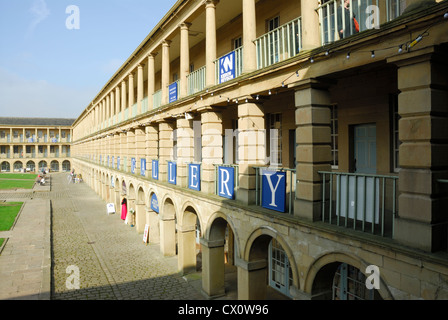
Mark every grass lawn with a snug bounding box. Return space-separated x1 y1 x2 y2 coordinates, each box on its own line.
0 173 37 180
0 238 4 248
0 180 35 190
0 202 23 231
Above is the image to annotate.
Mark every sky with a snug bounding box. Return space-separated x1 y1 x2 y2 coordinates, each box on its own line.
0 0 177 119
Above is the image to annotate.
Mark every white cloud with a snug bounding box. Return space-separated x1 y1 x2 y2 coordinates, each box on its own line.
28 0 50 36
0 67 95 119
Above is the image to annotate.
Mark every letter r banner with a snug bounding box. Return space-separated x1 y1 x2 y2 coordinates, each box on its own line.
261 170 286 213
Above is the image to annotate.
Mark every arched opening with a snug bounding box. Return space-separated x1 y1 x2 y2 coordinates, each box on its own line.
26 161 35 172
135 186 146 233
241 232 295 300
14 161 23 172
38 161 47 172
160 197 177 257
203 215 238 299
148 192 160 243
62 160 71 172
178 205 201 275
1 161 11 172
50 160 59 172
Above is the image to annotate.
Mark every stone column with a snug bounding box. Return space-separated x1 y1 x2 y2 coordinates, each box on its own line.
237 99 266 204
293 79 332 221
119 131 127 171
205 0 219 87
201 109 223 194
389 47 448 252
158 121 175 181
147 53 157 110
300 0 321 50
176 118 194 188
180 22 191 98
146 124 159 179
161 40 171 106
242 0 256 73
177 224 197 274
110 91 115 125
128 72 135 117
137 64 144 115
201 238 225 298
236 258 267 300
115 86 121 123
126 129 135 173
135 127 146 175
121 80 127 122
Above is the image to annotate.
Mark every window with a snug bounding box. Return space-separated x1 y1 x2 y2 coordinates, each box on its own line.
267 16 280 65
269 239 293 298
189 63 194 73
331 105 339 168
268 113 282 166
332 263 375 300
233 37 242 49
0 131 5 139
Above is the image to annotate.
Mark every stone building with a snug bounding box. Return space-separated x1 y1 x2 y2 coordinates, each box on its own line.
0 117 74 173
71 0 448 300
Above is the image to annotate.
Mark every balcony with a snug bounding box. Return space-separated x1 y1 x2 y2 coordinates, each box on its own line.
187 66 206 96
255 17 302 69
317 0 404 45
215 47 243 85
319 171 398 238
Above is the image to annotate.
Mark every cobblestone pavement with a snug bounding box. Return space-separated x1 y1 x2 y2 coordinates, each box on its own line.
50 173 205 300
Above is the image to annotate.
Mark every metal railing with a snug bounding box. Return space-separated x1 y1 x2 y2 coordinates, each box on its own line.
319 171 398 238
255 17 302 69
254 166 296 215
317 0 403 45
187 65 206 96
153 90 162 109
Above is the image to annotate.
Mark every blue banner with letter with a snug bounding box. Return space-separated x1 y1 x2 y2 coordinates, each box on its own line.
150 193 159 213
261 170 286 213
131 158 136 174
117 157 120 170
168 161 177 185
218 166 234 199
152 160 159 180
169 82 178 103
140 158 146 177
188 164 201 191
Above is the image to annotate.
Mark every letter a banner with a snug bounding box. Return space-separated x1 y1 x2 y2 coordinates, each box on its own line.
261 170 286 213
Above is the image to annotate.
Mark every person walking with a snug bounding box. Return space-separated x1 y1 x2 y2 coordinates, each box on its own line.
121 198 127 221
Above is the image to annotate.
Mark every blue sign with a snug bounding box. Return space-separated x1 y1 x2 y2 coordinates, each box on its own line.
152 160 159 180
117 157 120 170
111 156 114 168
261 170 286 213
150 193 159 213
219 51 235 84
107 156 110 167
140 158 146 177
188 164 201 191
169 82 178 103
131 158 136 174
218 166 234 199
168 161 177 185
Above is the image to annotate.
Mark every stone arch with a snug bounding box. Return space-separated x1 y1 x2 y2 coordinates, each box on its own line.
147 189 160 244
177 203 202 274
38 160 47 171
1 161 11 172
26 160 35 172
62 160 71 172
14 161 24 172
50 160 60 172
239 226 299 300
304 251 393 300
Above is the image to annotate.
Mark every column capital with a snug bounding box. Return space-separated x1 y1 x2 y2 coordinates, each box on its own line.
179 21 192 29
204 0 219 7
147 52 158 59
162 39 172 47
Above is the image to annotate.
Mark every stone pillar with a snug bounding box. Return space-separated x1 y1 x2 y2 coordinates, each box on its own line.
135 127 146 175
201 239 225 298
160 217 176 256
201 109 223 194
205 0 219 87
115 86 121 122
121 80 127 122
177 224 197 274
126 130 135 173
128 72 135 116
158 121 175 181
146 124 159 178
236 258 267 300
137 64 144 115
176 118 194 188
293 79 332 221
161 40 171 106
180 22 191 98
110 91 115 125
389 47 448 252
300 0 321 50
237 99 266 204
242 0 256 73
147 53 157 110
106 95 110 127
119 132 127 171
